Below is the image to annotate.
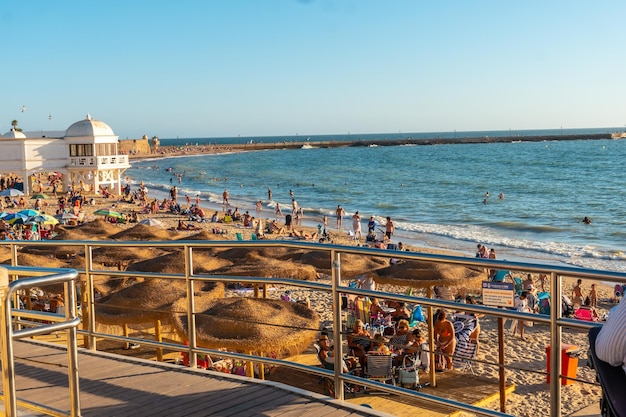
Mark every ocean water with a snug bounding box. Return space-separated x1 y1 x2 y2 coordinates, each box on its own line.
126 133 626 273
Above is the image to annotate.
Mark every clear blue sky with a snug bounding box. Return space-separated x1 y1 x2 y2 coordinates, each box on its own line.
2 0 625 139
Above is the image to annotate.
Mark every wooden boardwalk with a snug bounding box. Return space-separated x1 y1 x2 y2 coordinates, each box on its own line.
8 340 394 417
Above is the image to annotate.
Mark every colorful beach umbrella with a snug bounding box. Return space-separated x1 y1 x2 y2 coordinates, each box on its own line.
55 212 79 221
18 209 40 217
93 209 124 219
29 214 59 225
30 193 49 200
5 213 29 224
0 189 24 197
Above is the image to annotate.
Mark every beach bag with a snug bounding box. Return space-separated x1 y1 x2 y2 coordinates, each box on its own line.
398 355 419 388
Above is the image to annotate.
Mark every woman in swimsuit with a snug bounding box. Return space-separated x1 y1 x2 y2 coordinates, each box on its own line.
434 309 456 370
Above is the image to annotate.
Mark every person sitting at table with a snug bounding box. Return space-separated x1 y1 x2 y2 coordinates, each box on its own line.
348 320 372 367
318 335 352 372
412 328 431 372
368 333 391 355
369 297 387 320
391 302 410 321
389 319 416 364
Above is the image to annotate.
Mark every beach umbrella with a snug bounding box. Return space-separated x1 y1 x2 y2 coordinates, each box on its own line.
170 297 319 357
55 212 79 221
93 209 124 219
4 212 29 224
211 252 318 281
297 250 389 277
29 214 59 225
18 209 40 217
0 212 13 220
363 260 485 288
0 189 24 197
138 218 164 227
30 193 49 200
109 224 180 241
94 279 224 325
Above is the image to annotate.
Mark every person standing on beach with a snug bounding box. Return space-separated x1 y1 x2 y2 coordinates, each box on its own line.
336 205 345 230
195 194 200 207
267 188 272 201
291 198 298 216
322 215 328 234
352 211 362 240
572 279 583 306
368 216 376 234
222 189 229 207
589 284 597 308
385 217 394 239
185 194 191 208
275 203 283 219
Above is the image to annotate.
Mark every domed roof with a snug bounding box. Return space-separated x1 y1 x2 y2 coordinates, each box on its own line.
65 114 115 137
2 129 27 139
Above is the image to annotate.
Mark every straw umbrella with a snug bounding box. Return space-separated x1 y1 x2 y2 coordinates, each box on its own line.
296 250 389 277
211 252 318 281
109 224 181 241
171 297 319 357
364 260 485 289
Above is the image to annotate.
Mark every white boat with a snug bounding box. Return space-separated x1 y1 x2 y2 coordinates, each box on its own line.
301 144 314 149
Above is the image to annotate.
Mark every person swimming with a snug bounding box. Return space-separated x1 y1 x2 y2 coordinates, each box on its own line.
581 216 592 224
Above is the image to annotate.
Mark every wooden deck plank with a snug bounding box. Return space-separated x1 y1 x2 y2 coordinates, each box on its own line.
6 340 389 417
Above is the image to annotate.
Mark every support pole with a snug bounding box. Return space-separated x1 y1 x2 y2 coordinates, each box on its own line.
498 317 506 412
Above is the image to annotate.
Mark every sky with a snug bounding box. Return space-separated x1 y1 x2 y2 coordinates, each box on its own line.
2 0 626 139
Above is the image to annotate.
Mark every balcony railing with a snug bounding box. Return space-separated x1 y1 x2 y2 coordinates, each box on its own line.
68 154 129 167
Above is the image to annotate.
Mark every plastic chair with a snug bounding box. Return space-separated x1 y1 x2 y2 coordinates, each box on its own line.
236 233 243 241
365 354 395 386
492 270 511 282
513 277 524 294
452 340 478 374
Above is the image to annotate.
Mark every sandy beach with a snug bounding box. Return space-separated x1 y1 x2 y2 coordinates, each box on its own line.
2 192 619 417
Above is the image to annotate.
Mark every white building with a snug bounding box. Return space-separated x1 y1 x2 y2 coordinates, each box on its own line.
1 114 130 195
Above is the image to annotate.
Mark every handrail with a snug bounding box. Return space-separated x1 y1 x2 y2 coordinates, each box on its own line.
1 239 624 417
0 266 80 417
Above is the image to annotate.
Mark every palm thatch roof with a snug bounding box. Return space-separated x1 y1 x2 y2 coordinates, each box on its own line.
214 246 299 262
91 246 168 267
126 251 231 275
297 250 389 277
95 278 224 325
211 252 318 280
72 219 119 238
171 297 319 356
109 224 181 241
364 260 485 288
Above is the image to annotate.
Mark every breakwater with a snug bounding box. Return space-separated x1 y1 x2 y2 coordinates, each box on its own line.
228 132 614 151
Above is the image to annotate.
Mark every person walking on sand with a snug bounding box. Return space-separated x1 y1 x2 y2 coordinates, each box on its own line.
336 205 345 230
267 188 272 201
275 203 283 219
291 198 298 216
222 189 229 206
352 211 362 240
385 217 394 239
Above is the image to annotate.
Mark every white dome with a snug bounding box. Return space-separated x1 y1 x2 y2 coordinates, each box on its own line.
2 129 27 139
65 114 115 137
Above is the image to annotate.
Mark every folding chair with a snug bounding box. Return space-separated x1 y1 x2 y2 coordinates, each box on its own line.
365 354 395 386
452 339 478 374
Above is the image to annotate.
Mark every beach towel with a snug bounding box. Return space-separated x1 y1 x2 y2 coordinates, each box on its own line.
452 314 477 343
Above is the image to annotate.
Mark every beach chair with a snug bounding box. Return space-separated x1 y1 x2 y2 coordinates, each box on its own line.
452 339 479 374
513 277 524 294
492 270 510 282
236 232 243 241
537 291 551 315
314 343 358 396
574 307 596 322
365 354 395 387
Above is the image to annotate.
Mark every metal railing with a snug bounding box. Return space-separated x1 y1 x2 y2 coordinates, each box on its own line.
1 239 624 417
0 265 80 417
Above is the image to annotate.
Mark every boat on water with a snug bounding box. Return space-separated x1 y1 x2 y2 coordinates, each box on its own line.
368 144 378 148
301 144 314 149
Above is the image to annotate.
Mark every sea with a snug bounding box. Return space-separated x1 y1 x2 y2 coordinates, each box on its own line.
125 127 626 274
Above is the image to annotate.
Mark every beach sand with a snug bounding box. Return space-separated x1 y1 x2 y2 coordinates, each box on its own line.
5 194 618 417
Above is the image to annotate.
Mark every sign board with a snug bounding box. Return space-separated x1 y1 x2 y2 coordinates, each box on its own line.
482 281 515 308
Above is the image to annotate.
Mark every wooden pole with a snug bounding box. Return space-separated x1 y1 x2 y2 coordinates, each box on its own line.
123 323 130 350
247 351 255 378
427 286 436 387
155 320 163 362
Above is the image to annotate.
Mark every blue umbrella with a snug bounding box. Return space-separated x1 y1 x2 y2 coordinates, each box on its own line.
0 189 24 197
18 209 40 217
4 213 29 224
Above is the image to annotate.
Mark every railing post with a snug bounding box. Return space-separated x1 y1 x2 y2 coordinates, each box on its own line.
331 250 344 400
86 245 96 350
549 272 562 417
185 246 198 368
65 280 82 416
0 266 18 417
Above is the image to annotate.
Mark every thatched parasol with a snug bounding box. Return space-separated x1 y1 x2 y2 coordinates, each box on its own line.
211 252 318 281
109 224 181 241
91 246 168 267
364 260 485 288
214 246 298 262
126 251 231 275
171 297 319 356
94 278 224 325
74 219 119 238
297 250 389 277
